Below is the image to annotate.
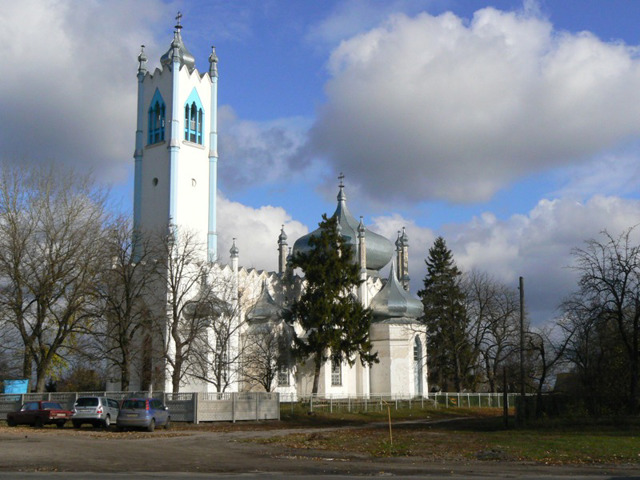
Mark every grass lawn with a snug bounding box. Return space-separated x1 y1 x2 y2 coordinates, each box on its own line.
256 406 640 465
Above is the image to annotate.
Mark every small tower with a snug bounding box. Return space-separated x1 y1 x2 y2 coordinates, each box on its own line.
357 216 368 304
133 13 219 261
396 227 410 291
278 225 288 275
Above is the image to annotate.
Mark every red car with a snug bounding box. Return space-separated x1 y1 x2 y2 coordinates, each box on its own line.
7 401 72 428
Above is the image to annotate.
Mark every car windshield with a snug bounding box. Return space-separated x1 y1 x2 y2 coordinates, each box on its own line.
75 398 99 407
42 402 62 410
121 399 146 410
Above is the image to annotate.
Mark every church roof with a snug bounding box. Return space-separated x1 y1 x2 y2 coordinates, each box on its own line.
160 17 196 73
370 263 423 322
292 180 394 272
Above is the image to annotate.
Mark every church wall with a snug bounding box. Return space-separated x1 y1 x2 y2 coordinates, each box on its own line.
370 323 426 396
139 69 172 237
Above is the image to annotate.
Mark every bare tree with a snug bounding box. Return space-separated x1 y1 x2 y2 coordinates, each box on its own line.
0 163 109 391
564 227 640 412
527 323 573 417
92 218 154 391
150 227 214 393
463 270 520 392
241 319 293 392
188 274 247 393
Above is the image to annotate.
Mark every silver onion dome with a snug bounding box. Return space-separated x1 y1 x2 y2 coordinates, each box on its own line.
246 282 285 324
160 16 196 73
370 263 423 322
292 181 393 272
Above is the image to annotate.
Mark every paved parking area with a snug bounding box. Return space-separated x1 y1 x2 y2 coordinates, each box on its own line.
0 425 638 478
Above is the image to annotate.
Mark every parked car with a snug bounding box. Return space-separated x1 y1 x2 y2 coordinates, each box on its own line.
72 396 120 428
116 398 170 432
7 401 72 428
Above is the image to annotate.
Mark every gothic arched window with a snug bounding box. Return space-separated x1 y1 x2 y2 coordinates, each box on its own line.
184 88 204 145
331 359 342 386
414 336 424 396
147 89 166 145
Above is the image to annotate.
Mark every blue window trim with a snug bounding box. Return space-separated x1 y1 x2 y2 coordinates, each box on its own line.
184 88 204 145
148 88 166 145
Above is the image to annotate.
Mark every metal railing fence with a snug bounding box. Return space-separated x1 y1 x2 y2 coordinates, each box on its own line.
280 392 517 413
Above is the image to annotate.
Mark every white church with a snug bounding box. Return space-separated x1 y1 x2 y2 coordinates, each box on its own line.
127 17 427 398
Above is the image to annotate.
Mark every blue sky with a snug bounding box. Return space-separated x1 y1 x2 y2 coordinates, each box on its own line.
3 0 640 324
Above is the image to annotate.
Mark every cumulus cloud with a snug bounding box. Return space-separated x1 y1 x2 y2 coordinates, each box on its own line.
218 106 310 190
307 7 640 204
395 196 640 323
0 0 170 183
216 194 308 271
305 0 428 48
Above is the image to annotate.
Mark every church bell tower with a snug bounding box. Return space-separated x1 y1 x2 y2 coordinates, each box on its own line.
133 13 219 262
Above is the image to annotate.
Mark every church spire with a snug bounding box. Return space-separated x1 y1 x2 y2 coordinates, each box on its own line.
160 12 196 73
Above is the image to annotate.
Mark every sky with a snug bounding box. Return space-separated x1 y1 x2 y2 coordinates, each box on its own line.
2 0 640 324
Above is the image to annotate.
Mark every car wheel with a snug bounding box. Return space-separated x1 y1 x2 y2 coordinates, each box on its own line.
7 418 16 427
146 418 155 432
164 417 171 430
56 421 65 429
34 417 43 428
103 415 111 429
72 421 81 428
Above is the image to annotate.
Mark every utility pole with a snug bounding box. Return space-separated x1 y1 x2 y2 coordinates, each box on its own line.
519 276 526 424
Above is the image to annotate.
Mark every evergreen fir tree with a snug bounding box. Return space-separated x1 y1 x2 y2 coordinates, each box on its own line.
418 237 472 392
289 214 378 394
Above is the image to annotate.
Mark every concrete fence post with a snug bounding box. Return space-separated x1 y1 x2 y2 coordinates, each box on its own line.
255 393 259 421
232 392 236 423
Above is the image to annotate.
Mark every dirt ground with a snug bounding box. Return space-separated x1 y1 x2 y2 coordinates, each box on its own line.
0 423 638 478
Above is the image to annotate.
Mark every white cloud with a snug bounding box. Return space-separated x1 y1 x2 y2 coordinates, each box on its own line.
218 106 311 190
0 0 170 183
554 149 640 198
370 195 640 324
307 7 640 204
305 0 429 48
450 196 640 323
216 194 308 271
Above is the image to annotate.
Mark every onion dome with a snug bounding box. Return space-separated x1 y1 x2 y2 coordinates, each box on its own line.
278 225 287 244
292 179 393 272
137 45 147 74
183 279 228 319
401 227 409 246
370 263 423 322
160 14 196 73
246 282 285 324
230 238 239 258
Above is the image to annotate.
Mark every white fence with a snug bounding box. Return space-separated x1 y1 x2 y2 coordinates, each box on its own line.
282 392 517 413
0 391 280 423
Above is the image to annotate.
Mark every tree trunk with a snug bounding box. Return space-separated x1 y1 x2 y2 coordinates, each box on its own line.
35 364 48 393
121 362 130 392
22 350 33 383
312 355 322 395
172 355 182 393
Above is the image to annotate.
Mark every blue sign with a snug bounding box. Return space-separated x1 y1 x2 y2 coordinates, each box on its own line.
3 379 29 394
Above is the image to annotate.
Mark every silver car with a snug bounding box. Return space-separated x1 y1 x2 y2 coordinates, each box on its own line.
72 396 120 428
